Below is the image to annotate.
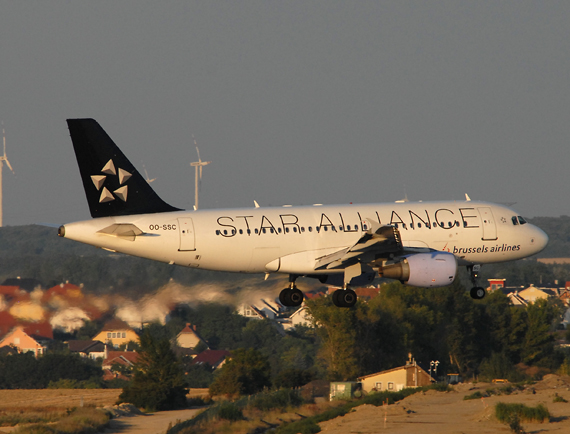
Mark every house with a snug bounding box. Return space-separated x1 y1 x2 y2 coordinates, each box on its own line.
67 340 106 359
175 323 208 350
358 356 433 393
237 304 267 320
282 305 313 330
102 350 139 380
1 278 43 292
488 279 507 291
517 285 552 304
0 326 48 357
191 349 231 369
92 319 139 348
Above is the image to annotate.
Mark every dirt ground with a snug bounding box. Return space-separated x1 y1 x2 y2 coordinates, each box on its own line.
0 389 122 410
319 375 570 433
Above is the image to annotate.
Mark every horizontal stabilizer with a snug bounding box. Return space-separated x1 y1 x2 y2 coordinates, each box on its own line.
97 223 145 241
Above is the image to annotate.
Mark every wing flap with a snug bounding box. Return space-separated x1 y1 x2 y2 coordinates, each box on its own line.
314 221 403 270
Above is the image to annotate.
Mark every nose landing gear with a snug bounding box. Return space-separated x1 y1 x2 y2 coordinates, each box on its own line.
468 264 486 300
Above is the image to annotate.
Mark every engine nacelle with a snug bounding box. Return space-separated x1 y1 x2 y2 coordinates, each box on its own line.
380 252 457 287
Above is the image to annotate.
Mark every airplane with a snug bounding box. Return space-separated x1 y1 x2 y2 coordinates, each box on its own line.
58 119 549 308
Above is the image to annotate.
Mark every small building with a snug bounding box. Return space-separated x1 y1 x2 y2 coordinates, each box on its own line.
0 326 48 357
92 319 139 348
358 357 433 393
238 304 267 320
67 340 106 359
488 279 507 291
330 382 363 400
284 305 313 330
191 349 231 369
517 285 552 304
175 323 208 350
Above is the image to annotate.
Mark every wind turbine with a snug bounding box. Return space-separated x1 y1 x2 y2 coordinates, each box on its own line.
190 135 211 210
141 162 156 184
0 123 15 227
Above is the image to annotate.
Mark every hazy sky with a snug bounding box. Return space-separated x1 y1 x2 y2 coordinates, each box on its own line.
1 1 569 226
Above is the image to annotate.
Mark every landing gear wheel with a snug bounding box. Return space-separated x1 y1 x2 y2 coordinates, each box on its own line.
279 288 291 306
279 287 304 307
289 288 304 306
332 289 357 308
470 286 486 300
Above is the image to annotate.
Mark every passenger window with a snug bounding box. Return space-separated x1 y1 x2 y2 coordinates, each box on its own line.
286 227 290 233
324 226 328 232
339 226 343 231
363 224 368 230
512 216 519 225
293 227 298 232
301 227 305 232
347 225 351 230
316 227 320 233
239 229 243 235
278 228 282 233
308 227 312 232
216 230 220 235
270 228 274 233
232 229 236 235
223 230 227 235
433 222 437 228
262 228 267 234
247 229 251 235
255 229 259 234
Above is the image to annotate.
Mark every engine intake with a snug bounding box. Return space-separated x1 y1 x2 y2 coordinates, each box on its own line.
380 252 457 287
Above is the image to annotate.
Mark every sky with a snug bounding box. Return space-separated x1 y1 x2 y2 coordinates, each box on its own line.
1 1 569 227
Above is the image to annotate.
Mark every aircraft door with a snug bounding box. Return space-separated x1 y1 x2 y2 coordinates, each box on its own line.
478 207 497 241
178 218 196 251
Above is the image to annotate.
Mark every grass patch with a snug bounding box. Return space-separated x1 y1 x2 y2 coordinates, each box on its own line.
495 402 550 424
464 391 487 400
0 409 67 427
12 407 110 434
553 393 568 403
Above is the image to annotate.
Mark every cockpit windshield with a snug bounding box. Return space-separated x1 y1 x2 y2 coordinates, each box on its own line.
512 216 527 225
518 216 527 225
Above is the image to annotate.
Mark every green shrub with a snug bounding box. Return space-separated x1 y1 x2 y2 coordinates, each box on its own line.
216 401 243 421
463 391 487 400
495 402 550 424
249 389 303 411
553 393 568 403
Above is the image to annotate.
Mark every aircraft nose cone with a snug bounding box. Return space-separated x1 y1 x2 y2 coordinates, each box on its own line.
529 225 549 254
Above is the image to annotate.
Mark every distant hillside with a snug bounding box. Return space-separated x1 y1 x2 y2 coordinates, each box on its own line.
528 216 570 258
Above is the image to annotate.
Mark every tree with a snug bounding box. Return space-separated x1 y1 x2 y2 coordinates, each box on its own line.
209 348 271 396
118 329 188 411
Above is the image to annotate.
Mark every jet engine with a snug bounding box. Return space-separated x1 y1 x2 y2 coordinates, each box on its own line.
379 252 457 287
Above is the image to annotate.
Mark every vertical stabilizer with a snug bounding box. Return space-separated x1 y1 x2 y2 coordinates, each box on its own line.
67 118 181 218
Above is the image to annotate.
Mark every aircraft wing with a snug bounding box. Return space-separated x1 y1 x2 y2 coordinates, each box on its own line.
314 221 403 270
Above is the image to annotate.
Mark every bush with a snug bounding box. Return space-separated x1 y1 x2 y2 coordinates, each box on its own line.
464 391 487 400
553 393 568 403
216 401 243 421
249 389 303 411
495 402 550 423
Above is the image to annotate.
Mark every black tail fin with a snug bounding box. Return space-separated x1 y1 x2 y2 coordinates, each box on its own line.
67 118 181 218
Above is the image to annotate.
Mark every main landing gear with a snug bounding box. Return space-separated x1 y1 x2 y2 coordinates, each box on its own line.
279 276 304 307
332 288 357 308
468 264 486 300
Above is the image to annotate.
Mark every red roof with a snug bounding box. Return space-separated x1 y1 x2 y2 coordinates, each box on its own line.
23 321 53 340
101 319 133 332
192 349 231 367
0 311 18 337
104 351 139 366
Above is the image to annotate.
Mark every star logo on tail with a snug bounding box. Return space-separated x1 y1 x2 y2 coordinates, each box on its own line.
90 159 132 203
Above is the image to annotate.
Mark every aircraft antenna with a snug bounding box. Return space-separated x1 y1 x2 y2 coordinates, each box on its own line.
190 134 211 210
0 122 15 227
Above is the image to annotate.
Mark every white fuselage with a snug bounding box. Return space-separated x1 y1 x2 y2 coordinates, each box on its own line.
61 200 548 276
